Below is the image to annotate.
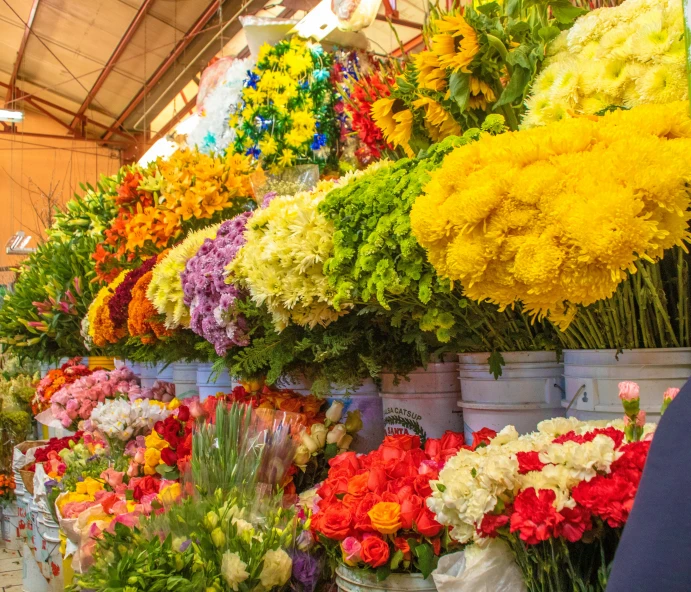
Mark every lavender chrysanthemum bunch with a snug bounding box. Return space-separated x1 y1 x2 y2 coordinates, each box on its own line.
181 213 252 356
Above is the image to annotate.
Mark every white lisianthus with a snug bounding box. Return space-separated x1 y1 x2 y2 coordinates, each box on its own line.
259 548 292 589
221 551 249 591
89 397 172 441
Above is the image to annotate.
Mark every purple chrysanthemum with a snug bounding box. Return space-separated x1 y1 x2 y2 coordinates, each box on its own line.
181 212 252 356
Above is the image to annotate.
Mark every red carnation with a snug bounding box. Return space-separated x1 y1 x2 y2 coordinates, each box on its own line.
557 505 592 543
610 440 650 487
510 488 563 544
516 451 547 474
572 474 636 528
471 428 497 450
478 512 510 538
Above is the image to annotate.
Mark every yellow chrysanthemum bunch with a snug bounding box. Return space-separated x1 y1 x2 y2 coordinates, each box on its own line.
230 167 382 331
229 180 342 331
148 225 220 329
523 0 686 127
411 102 691 329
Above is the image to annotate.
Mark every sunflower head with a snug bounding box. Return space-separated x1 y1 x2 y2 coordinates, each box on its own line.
431 14 479 73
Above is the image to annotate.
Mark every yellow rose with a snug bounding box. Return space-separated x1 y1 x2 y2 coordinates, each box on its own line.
144 447 162 467
159 483 182 506
75 478 104 497
145 432 169 451
368 502 402 535
167 398 181 411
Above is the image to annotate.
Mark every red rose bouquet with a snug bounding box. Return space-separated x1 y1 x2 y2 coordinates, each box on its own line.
311 432 467 578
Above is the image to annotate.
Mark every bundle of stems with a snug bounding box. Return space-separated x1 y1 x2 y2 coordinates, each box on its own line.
557 246 690 350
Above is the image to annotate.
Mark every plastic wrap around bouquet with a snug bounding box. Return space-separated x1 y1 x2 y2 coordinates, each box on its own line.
70 402 305 591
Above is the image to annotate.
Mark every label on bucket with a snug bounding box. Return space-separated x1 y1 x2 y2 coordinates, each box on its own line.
383 406 426 440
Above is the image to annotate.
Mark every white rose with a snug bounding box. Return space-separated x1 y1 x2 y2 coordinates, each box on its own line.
301 431 319 454
259 548 292 589
326 424 347 446
325 400 345 423
221 551 249 591
294 444 311 466
338 434 353 451
310 423 327 448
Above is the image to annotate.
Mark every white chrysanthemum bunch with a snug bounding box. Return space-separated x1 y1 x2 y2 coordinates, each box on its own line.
187 57 255 155
230 163 388 331
148 224 220 328
428 418 656 543
89 398 171 442
522 0 686 127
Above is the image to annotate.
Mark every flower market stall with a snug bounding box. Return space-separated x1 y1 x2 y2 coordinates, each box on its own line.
1 0 691 589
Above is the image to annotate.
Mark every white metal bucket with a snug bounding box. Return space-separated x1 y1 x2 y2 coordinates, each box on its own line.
327 379 385 453
139 363 158 388
1 501 20 550
173 362 199 399
380 362 463 441
22 540 50 592
336 565 437 592
37 511 63 590
563 348 691 422
458 351 564 444
196 362 234 401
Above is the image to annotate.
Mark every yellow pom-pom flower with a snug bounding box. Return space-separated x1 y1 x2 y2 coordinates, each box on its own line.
148 224 220 328
411 102 691 329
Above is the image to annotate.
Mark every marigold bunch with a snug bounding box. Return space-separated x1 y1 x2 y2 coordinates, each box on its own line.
230 176 359 331
87 271 128 347
127 270 171 345
0 473 16 502
523 0 686 127
148 225 220 329
411 102 691 328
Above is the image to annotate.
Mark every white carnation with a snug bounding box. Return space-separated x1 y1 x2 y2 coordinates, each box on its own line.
259 548 292 589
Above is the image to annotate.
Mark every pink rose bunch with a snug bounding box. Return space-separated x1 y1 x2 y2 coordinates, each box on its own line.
51 367 141 430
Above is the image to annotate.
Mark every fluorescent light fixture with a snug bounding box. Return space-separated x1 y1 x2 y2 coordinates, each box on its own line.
291 0 339 40
0 109 23 123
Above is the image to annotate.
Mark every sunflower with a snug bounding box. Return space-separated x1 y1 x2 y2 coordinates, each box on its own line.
414 51 448 92
431 14 479 73
468 77 496 110
372 97 414 157
413 96 461 140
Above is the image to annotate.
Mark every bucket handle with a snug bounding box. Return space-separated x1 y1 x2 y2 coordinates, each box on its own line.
35 515 61 544
565 384 586 413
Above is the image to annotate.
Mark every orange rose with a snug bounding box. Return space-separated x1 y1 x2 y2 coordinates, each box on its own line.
302 395 324 418
278 397 303 413
368 502 402 535
360 535 390 568
347 472 370 497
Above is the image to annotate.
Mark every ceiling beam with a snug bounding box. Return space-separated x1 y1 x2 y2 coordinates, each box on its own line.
0 129 133 146
5 0 41 106
69 0 157 131
102 0 225 141
391 33 424 57
23 97 73 132
119 0 269 134
0 81 132 140
375 14 423 29
150 93 197 145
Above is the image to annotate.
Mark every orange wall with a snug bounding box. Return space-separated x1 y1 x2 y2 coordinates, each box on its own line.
0 110 122 283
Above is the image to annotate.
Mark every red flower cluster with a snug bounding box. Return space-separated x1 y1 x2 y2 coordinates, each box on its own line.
154 405 193 473
107 255 158 327
25 432 83 473
345 72 394 165
311 432 467 572
480 428 652 545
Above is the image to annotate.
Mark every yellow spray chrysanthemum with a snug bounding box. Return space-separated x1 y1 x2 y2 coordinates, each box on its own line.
411 102 691 329
431 13 479 73
230 165 388 331
524 0 686 127
147 225 220 329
